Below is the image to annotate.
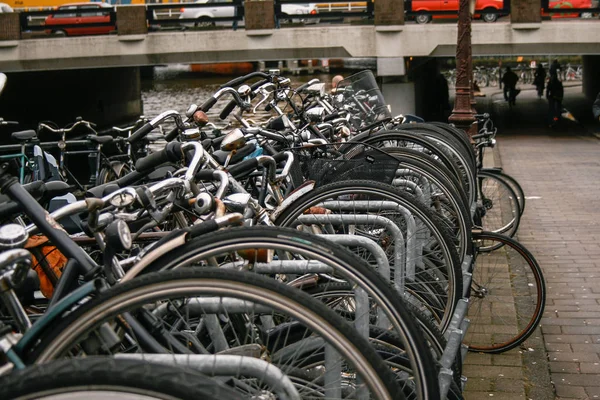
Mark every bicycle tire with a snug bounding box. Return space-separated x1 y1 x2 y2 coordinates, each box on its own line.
478 170 521 242
480 169 525 216
0 357 242 400
135 225 440 399
352 131 475 206
466 231 546 353
383 147 473 261
306 282 463 390
27 268 407 399
274 180 463 333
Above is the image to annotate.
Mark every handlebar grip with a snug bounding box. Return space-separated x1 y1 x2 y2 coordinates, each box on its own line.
195 169 216 181
164 126 179 142
264 103 273 112
127 122 154 143
219 100 237 120
227 157 259 178
135 141 183 173
307 124 327 140
250 79 269 91
323 111 341 122
219 72 270 89
273 152 287 163
199 96 218 112
295 81 313 93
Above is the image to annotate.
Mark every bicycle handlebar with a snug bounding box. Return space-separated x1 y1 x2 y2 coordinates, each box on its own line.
218 72 271 89
38 119 97 136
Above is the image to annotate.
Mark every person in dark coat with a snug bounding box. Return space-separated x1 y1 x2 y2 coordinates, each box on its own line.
549 59 561 79
502 67 519 106
546 74 564 127
593 91 600 122
533 64 546 99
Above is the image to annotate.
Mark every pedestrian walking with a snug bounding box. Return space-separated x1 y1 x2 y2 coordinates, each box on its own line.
533 64 546 99
502 67 519 106
593 91 600 122
549 59 561 79
232 0 242 31
546 74 564 127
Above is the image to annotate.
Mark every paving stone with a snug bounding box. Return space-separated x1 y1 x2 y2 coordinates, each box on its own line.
496 131 600 400
549 362 580 374
554 385 589 399
462 365 523 379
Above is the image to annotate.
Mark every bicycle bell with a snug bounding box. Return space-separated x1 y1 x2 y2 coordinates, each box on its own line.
220 128 247 152
0 224 28 250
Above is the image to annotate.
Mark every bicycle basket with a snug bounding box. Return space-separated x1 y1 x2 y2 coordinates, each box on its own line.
333 70 391 123
290 142 400 188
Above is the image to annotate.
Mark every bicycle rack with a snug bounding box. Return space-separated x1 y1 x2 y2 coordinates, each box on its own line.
288 199 473 398
116 354 300 400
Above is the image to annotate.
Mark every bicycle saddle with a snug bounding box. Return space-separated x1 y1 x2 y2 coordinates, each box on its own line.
212 142 257 166
11 130 37 142
87 135 113 145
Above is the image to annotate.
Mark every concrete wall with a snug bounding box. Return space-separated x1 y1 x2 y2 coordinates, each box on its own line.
0 67 142 131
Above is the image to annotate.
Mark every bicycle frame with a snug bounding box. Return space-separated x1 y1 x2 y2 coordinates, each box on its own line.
0 145 30 184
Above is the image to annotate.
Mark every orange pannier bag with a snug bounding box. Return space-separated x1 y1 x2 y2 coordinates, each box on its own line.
25 235 67 299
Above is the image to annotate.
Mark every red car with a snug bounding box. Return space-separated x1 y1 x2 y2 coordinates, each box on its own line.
544 0 594 19
44 2 115 37
411 0 506 23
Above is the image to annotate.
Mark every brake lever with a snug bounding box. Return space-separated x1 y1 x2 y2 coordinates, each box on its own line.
253 94 269 114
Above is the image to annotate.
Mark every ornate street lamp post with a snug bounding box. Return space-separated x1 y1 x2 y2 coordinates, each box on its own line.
448 0 477 141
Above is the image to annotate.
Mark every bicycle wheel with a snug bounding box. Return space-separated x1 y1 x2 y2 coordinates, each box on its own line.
27 269 405 399
465 231 546 353
384 147 473 262
135 226 439 399
481 169 525 216
274 180 462 333
306 282 464 390
353 131 476 206
478 170 521 241
0 357 242 400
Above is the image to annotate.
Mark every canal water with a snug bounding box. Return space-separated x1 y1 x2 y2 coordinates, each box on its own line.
141 65 340 123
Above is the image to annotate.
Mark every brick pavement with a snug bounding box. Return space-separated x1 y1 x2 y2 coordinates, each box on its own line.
465 131 600 400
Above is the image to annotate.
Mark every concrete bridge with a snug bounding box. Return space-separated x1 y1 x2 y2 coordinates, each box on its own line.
1 0 600 127
1 21 600 73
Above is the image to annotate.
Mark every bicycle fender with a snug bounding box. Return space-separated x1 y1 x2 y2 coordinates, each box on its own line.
270 180 315 222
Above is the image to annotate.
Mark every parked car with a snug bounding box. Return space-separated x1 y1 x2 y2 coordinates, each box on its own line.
0 2 13 12
544 0 594 19
179 0 319 27
44 2 115 36
410 0 506 23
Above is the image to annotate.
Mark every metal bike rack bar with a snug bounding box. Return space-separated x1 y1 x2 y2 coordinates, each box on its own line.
320 234 393 328
318 200 418 278
444 298 469 337
116 354 300 400
320 234 391 282
153 297 272 316
391 178 427 204
295 214 407 293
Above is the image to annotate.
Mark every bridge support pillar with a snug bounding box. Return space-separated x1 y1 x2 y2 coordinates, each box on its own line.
0 67 143 131
377 57 415 116
116 5 148 36
374 0 404 25
245 0 275 30
510 0 541 23
582 55 600 100
0 12 20 41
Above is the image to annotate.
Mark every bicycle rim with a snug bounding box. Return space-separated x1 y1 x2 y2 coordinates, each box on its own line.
465 231 546 353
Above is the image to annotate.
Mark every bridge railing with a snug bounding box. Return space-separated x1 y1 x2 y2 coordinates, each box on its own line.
3 0 600 41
